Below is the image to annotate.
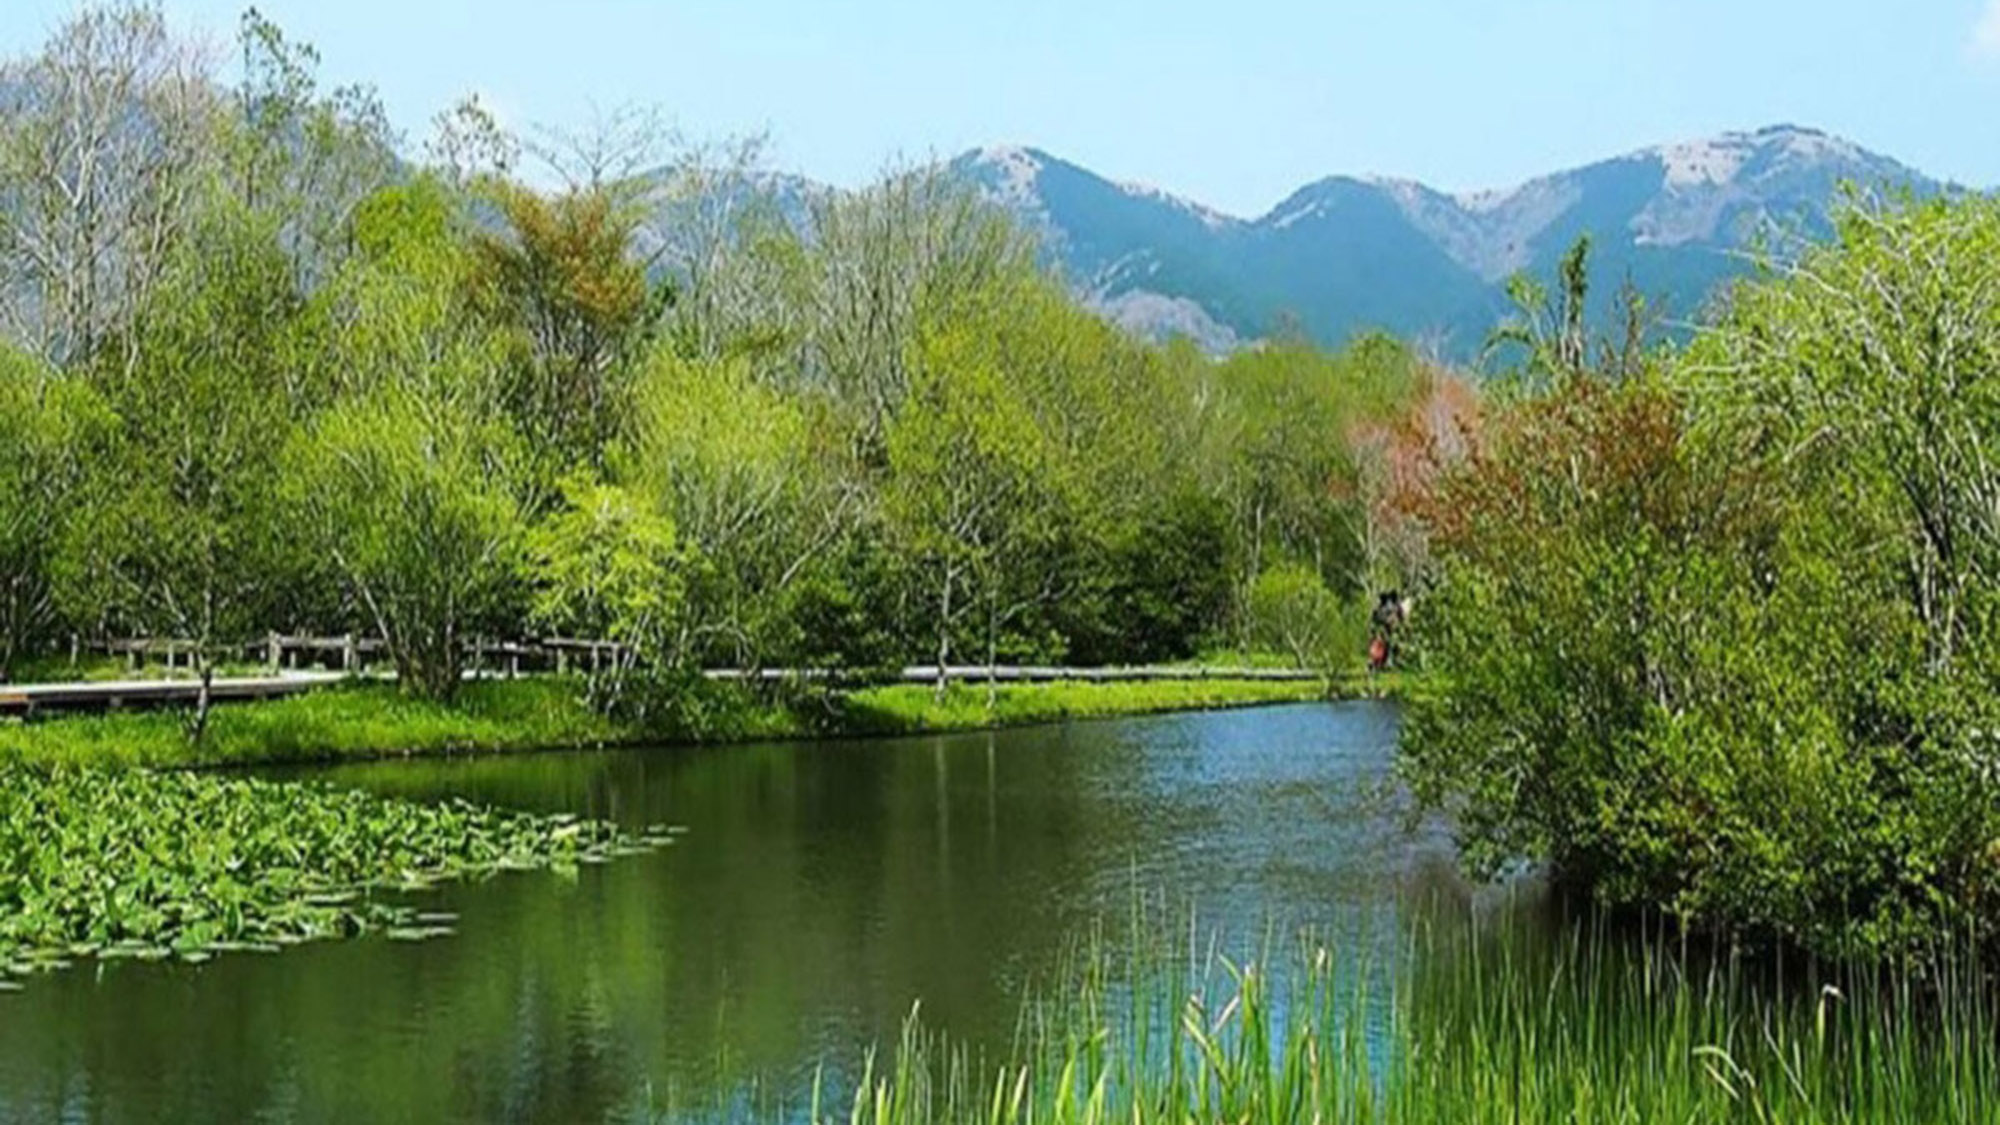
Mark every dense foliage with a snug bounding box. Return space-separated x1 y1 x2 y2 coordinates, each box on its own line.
0 5 1432 724
3 5 1990 970
1403 198 2000 957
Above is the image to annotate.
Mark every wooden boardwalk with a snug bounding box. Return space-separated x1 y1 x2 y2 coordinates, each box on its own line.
0 663 1319 717
0 671 346 716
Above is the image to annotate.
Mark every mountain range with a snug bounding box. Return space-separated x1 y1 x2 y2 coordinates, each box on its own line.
943 125 1943 355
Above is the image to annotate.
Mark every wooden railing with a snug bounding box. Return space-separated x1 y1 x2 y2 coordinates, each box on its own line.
85 633 1327 682
0 636 1323 717
85 633 626 677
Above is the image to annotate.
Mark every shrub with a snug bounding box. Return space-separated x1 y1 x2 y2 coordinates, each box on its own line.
1245 563 1364 673
1402 222 2000 959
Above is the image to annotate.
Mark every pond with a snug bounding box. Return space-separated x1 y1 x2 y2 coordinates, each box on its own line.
0 701 1475 1123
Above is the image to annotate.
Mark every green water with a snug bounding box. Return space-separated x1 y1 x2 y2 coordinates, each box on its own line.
0 701 1463 1123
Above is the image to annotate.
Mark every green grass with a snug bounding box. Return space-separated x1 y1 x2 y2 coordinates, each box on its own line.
667 913 2000 1124
0 760 670 985
1180 647 1320 670
0 679 627 769
836 679 1328 734
0 675 1334 770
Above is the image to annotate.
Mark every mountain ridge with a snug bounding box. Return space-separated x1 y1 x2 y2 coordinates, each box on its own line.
947 124 1946 354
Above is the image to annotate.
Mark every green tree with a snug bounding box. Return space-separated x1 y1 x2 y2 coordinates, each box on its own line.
1245 562 1361 673
474 181 665 481
1687 194 2000 677
618 349 855 669
305 177 509 411
284 179 527 700
1403 196 2000 955
887 300 1068 694
1208 334 1422 643
1487 234 1650 386
723 166 1036 460
59 198 301 737
0 350 109 679
526 474 687 717
288 391 526 700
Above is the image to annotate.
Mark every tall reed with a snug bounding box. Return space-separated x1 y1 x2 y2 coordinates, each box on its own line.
739 910 2000 1125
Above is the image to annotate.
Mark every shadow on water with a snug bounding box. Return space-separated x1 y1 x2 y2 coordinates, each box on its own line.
0 700 1544 1124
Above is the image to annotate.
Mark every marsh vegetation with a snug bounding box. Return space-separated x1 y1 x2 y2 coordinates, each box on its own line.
3 4 2000 1123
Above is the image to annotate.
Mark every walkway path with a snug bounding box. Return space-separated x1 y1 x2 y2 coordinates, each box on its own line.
0 665 1320 716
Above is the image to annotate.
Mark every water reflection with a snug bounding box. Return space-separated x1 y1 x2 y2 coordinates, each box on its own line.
0 701 1460 1124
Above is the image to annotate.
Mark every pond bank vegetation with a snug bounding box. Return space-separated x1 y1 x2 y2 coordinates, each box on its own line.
658 909 2000 1124
0 676 1335 771
4 8 1999 1118
1400 199 2000 961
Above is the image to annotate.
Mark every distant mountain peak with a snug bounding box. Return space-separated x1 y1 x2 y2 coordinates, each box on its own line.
1637 124 1875 189
1356 173 1433 194
929 126 1945 355
1652 135 1759 188
959 144 1239 231
967 144 1049 207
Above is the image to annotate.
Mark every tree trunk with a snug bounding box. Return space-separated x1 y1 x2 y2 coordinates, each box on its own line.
187 661 214 743
934 566 954 701
986 596 999 710
2 577 19 684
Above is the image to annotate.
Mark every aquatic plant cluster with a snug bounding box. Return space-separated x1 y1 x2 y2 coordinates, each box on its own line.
760 922 2000 1125
0 762 674 982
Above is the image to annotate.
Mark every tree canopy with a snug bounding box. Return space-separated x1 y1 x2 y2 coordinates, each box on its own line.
0 4 1427 729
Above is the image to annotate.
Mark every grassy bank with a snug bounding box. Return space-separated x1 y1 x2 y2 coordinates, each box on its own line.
0 675 1335 770
841 678 1334 734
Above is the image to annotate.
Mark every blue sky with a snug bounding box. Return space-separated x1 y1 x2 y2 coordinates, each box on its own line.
3 0 1998 217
